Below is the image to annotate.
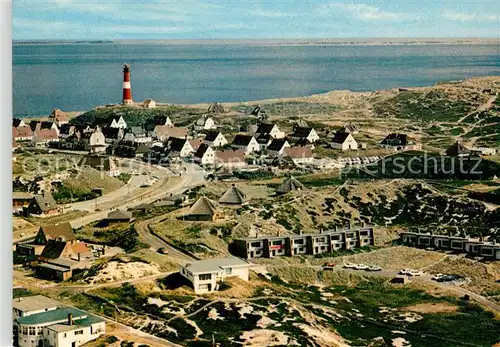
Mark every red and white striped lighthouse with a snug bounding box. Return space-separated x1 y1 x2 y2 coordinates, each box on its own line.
122 64 133 105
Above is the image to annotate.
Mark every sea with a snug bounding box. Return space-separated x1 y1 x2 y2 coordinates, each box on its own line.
12 41 500 117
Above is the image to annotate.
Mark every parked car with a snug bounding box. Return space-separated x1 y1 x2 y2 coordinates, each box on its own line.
322 262 336 270
157 247 169 255
354 264 369 270
343 263 357 269
367 265 382 272
399 269 423 276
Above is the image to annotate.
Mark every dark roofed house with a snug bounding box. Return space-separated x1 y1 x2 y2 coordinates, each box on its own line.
331 131 358 151
445 141 474 157
194 143 215 165
185 197 222 221
39 239 88 260
231 134 260 154
343 122 359 134
27 192 59 216
203 131 227 147
290 126 319 143
293 119 309 130
276 176 305 195
219 184 247 205
380 133 421 151
13 118 26 128
123 126 151 143
101 127 124 144
251 105 267 119
267 138 290 155
207 102 224 114
166 137 194 158
34 222 76 245
106 209 133 223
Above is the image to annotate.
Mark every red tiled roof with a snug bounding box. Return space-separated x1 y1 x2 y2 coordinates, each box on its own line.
154 126 188 139
283 146 313 159
189 139 203 151
215 149 246 163
12 126 33 138
34 128 59 141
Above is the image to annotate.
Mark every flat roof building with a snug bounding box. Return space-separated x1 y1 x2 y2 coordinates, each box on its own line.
180 257 252 294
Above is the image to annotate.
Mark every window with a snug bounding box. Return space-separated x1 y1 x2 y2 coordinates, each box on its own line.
451 241 463 248
29 327 35 335
359 231 368 236
294 239 304 245
225 268 232 275
272 240 282 246
199 273 212 281
250 242 261 248
75 330 84 335
331 235 341 241
482 248 493 255
316 237 325 243
22 326 28 335
346 233 354 238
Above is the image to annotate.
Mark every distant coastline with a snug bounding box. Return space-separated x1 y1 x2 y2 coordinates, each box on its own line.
13 38 499 46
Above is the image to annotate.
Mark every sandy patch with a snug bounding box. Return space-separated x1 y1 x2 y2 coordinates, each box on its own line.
237 303 254 318
240 329 290 346
208 307 223 320
85 261 161 284
392 337 411 347
294 323 350 347
256 316 277 328
402 302 458 314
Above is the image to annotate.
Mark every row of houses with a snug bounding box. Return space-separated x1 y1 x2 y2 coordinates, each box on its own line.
400 231 500 260
232 227 375 259
13 295 105 347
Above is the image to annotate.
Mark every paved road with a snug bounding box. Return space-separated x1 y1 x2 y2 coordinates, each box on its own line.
135 163 205 262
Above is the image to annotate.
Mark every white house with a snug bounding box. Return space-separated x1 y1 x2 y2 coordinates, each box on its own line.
203 131 228 147
13 295 60 319
331 131 358 151
267 138 290 155
215 149 247 169
14 302 105 347
166 137 194 158
255 123 285 139
89 127 107 154
153 125 187 141
194 143 215 166
123 127 152 143
283 146 314 165
290 127 319 143
109 116 127 129
143 99 156 109
180 257 252 294
231 134 260 154
194 116 217 131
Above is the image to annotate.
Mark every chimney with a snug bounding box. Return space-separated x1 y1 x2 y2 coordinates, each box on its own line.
68 313 73 325
122 64 133 105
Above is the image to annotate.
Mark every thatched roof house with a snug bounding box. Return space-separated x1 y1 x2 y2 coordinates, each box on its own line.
185 197 221 221
219 184 246 205
276 176 305 195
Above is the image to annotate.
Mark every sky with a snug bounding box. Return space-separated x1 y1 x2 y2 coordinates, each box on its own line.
12 0 500 40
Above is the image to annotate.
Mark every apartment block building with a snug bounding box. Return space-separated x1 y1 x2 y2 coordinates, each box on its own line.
400 231 500 260
233 227 374 259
